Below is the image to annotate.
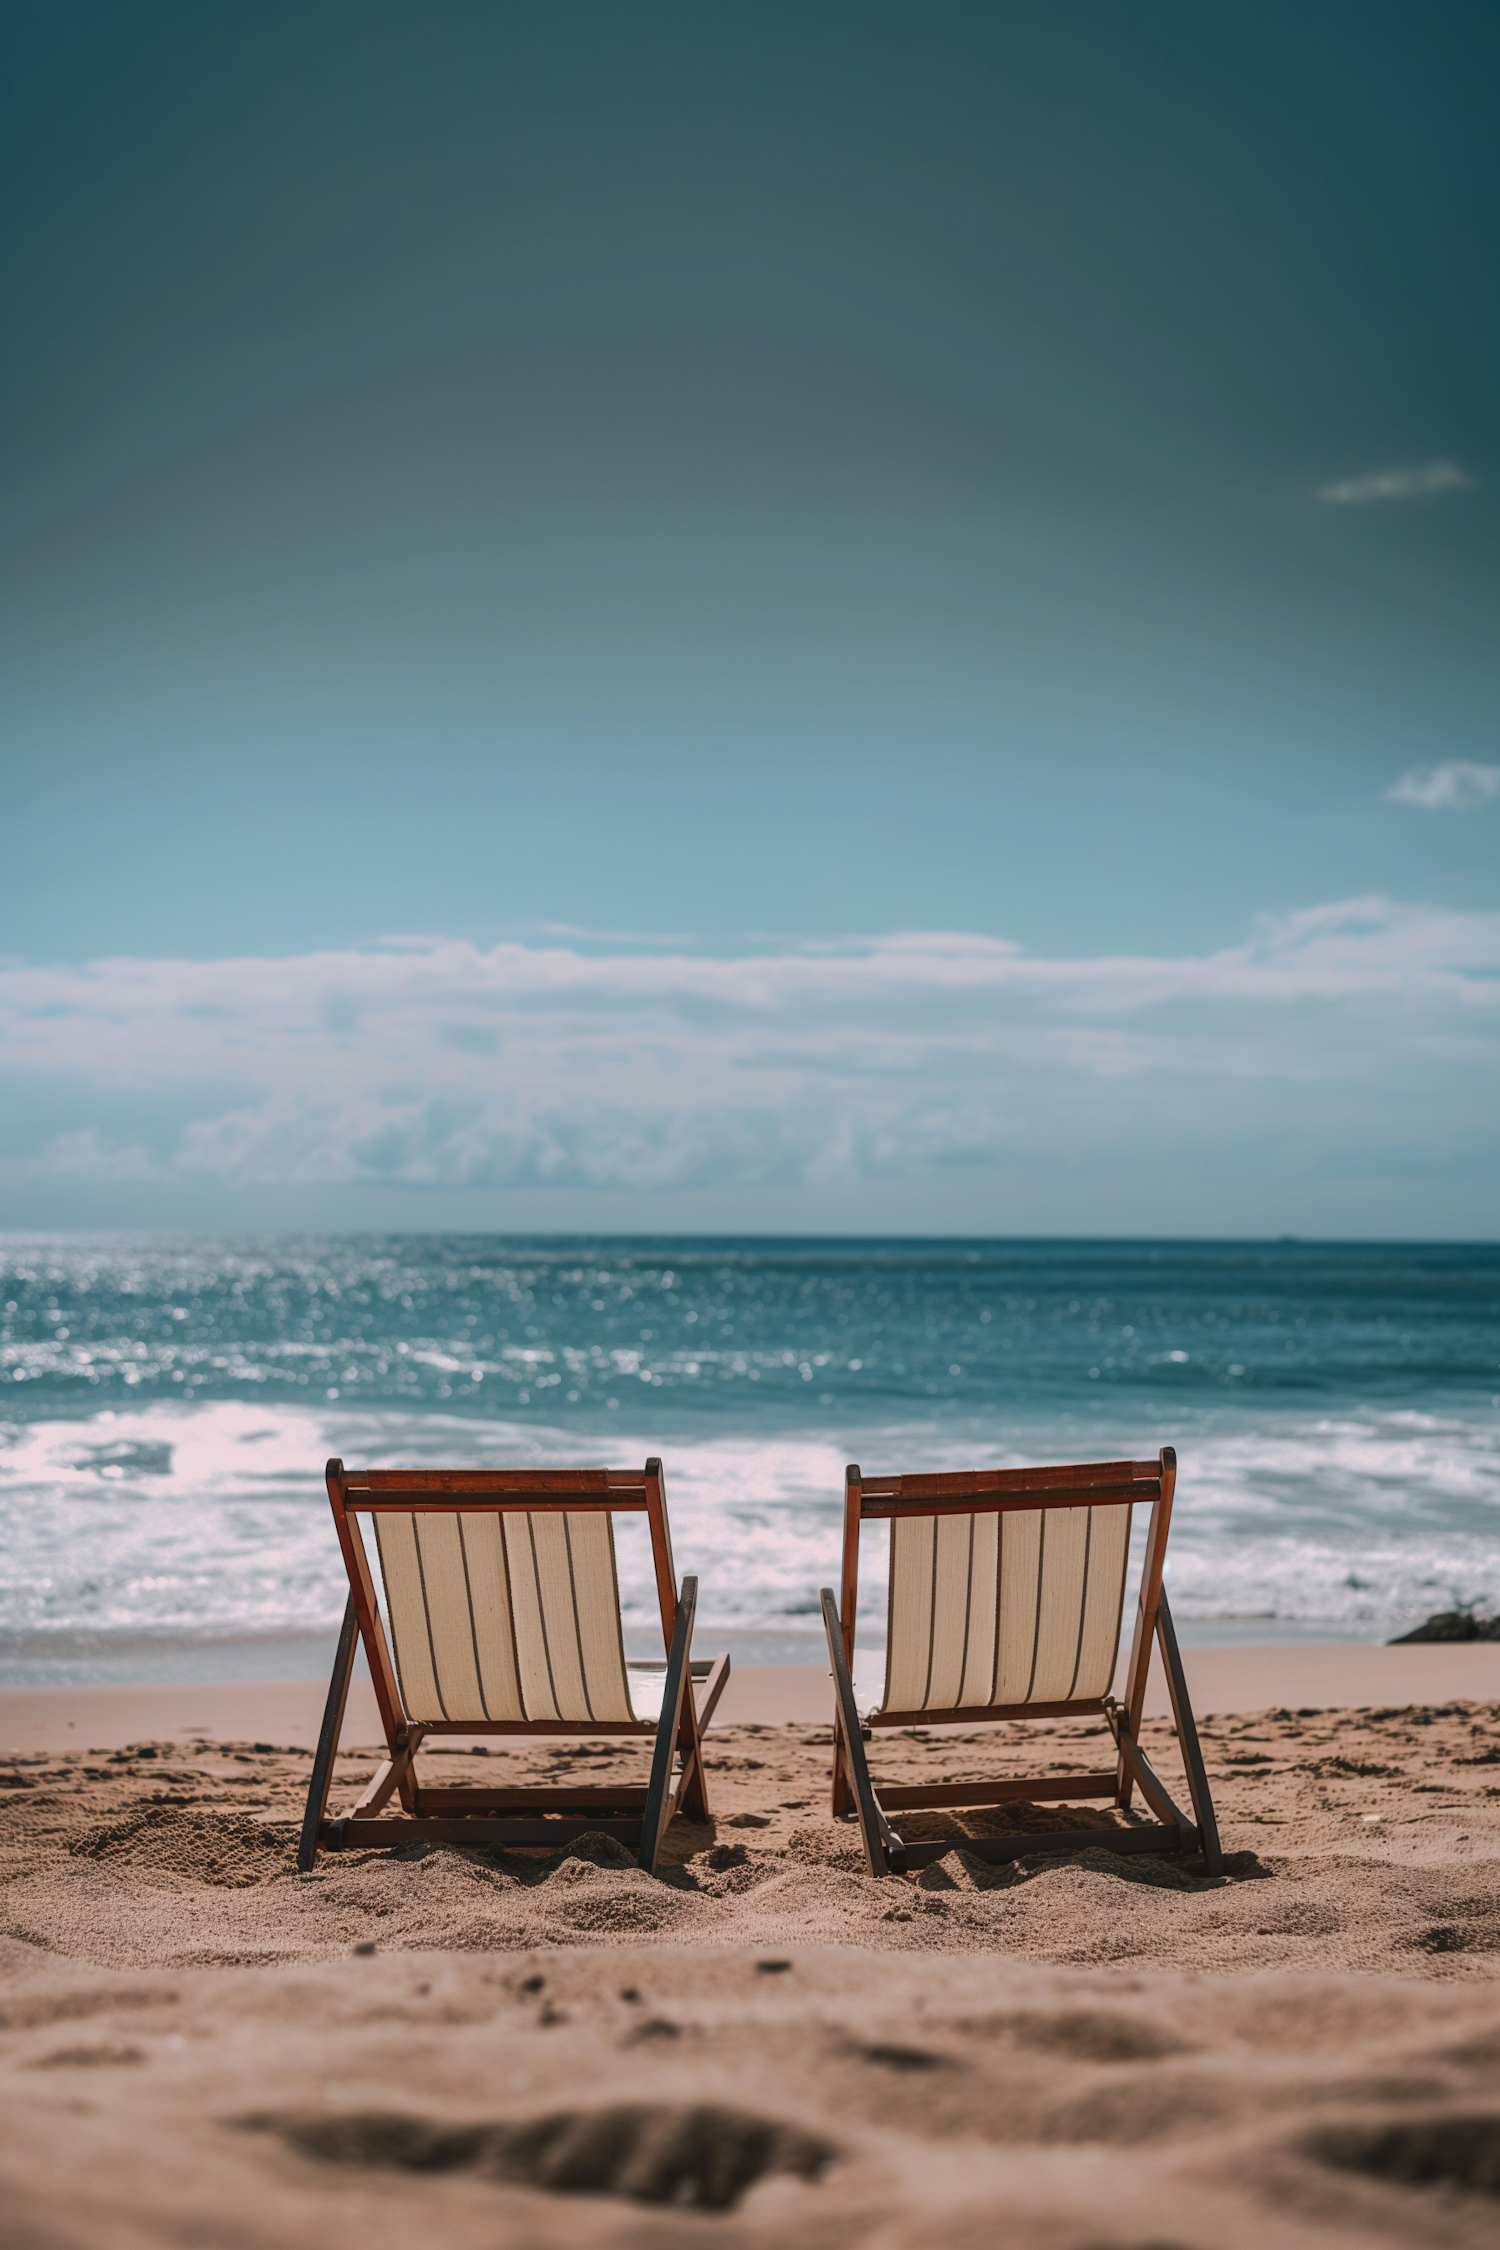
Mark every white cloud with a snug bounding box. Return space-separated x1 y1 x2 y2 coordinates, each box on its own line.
1 900 1496 1199
1316 460 1473 505
1386 761 1500 811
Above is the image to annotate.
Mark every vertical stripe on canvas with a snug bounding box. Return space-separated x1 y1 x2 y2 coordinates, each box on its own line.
525 1513 563 1720
994 1509 1044 1704
456 1514 491 1721
1074 1501 1133 1697
459 1513 525 1721
957 1509 1000 1708
562 1515 597 1724
923 1513 976 1709
1022 1511 1048 1702
564 1512 635 1723
1029 1507 1094 1701
882 1514 937 1712
410 1517 452 1721
1065 1508 1094 1702
372 1511 444 1722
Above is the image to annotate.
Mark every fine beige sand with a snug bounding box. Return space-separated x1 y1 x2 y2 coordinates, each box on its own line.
5 1660 1500 2246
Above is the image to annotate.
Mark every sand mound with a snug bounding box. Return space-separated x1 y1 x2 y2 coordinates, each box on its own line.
68 1807 291 1888
1310 2113 1500 2197
0 1697 1496 1982
2 1701 1498 1987
242 2098 836 2210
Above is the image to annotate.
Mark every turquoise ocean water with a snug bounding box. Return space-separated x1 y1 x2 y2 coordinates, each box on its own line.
2 1235 1496 1685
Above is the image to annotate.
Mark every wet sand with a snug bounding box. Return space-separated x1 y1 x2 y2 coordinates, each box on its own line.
5 1639 1498 1751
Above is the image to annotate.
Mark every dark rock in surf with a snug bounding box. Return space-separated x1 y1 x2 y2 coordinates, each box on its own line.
1389 1610 1500 1644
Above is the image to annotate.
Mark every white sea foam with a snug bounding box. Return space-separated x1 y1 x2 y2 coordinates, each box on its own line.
1159 1412 1500 1628
3 1397 1498 1679
0 1401 849 1648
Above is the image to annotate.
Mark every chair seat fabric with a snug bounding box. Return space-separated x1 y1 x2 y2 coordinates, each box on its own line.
625 1663 670 1724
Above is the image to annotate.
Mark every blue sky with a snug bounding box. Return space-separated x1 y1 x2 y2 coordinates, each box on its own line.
1 3 1496 1235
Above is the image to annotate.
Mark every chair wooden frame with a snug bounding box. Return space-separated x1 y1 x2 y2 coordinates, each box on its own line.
298 1457 729 1874
821 1447 1221 1877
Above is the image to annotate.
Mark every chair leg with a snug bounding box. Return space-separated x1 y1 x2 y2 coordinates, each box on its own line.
297 1594 360 1873
823 1599 853 1821
1108 1707 1194 1843
694 1651 732 1733
821 1589 889 1876
639 1574 697 1874
669 1650 729 1824
1156 1590 1223 1875
674 1651 713 1827
348 1731 421 1818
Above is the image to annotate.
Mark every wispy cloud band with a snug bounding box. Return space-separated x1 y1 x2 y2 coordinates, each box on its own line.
1387 761 1500 811
1316 460 1473 506
1 900 1496 1202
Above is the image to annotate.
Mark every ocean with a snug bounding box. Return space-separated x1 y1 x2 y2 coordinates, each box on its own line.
2 1234 1496 1686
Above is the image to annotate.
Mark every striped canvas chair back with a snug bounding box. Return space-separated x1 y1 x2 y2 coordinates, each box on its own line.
328 1462 681 1742
842 1458 1164 1724
370 1504 635 1726
882 1497 1132 1715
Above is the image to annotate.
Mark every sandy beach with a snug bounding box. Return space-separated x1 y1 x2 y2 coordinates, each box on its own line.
5 1647 1500 2246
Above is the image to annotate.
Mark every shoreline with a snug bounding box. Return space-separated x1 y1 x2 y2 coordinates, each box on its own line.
3 1640 1497 1754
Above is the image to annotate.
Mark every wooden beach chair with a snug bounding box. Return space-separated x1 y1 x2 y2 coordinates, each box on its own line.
820 1447 1221 1877
298 1457 729 1873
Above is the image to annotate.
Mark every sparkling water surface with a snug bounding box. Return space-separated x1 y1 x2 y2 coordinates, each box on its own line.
2 1235 1496 1684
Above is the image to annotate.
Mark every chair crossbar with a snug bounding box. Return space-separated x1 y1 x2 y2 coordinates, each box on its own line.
872 1697 1108 1727
412 1785 652 1813
330 1815 649 1850
886 1823 1189 1875
859 1485 1151 1518
343 1493 648 1513
370 1718 657 1736
857 1461 1160 1498
875 1772 1120 1811
341 1468 646 1491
